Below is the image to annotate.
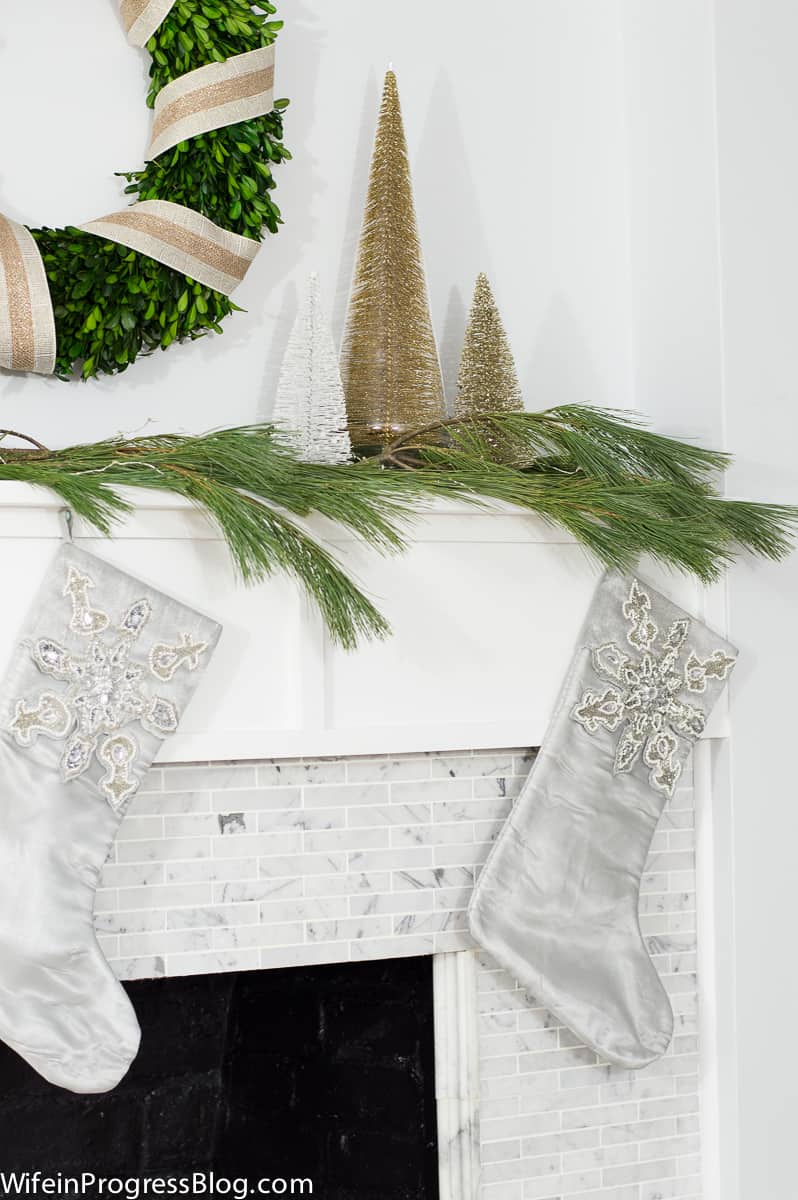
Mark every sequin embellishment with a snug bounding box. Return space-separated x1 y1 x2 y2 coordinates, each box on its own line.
9 564 209 811
571 579 736 797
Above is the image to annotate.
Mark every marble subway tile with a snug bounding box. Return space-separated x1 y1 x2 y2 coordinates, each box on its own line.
167 903 259 930
168 858 258 885
116 816 165 841
163 764 257 791
390 822 475 849
212 787 302 812
90 747 699 1200
117 836 211 864
258 897 349 925
214 878 303 904
95 909 166 936
349 934 434 961
346 802 432 828
120 929 212 958
211 922 305 951
257 851 345 879
303 826 390 854
392 866 475 891
391 778 474 802
260 942 350 970
433 930 476 952
259 760 348 787
347 756 431 783
306 915 391 943
299 782 391 808
347 846 435 872
130 791 210 816
166 949 261 977
561 1142 639 1174
112 955 166 980
258 807 348 833
303 870 392 897
100 862 166 889
348 890 435 917
115 882 213 910
212 831 303 859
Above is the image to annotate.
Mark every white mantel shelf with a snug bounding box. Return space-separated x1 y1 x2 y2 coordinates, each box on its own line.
0 486 730 762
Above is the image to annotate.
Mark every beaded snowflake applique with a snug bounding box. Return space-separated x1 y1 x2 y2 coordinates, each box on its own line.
571 578 736 797
9 565 208 811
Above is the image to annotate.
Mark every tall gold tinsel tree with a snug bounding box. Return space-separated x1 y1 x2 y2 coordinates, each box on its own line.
456 273 523 418
341 70 446 450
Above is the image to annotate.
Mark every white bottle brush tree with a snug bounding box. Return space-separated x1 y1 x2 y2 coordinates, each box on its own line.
272 273 353 465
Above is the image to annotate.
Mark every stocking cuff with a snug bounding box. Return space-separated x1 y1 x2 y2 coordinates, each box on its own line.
2 545 222 812
565 573 737 798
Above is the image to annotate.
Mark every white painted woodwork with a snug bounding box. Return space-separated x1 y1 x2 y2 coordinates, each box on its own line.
434 952 482 1200
0 487 728 763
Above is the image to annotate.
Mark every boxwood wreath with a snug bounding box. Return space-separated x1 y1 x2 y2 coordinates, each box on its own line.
29 0 289 380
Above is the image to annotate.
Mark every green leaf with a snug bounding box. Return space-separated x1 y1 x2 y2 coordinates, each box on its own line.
28 0 290 381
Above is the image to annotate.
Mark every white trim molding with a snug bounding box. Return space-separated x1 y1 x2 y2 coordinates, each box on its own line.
0 488 729 764
433 951 481 1200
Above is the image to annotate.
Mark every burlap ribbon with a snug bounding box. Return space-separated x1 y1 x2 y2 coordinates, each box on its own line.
0 10 273 376
149 45 276 160
0 216 56 375
119 0 177 48
80 200 260 296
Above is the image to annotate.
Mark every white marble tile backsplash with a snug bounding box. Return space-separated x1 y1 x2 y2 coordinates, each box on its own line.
96 749 700 1200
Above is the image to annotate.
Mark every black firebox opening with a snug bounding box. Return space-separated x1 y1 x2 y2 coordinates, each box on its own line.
0 957 440 1200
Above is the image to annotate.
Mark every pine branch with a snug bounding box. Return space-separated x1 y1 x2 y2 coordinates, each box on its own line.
0 407 791 648
379 407 730 487
0 431 392 649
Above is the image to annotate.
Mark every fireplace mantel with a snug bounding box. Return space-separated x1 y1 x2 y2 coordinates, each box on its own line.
0 486 729 762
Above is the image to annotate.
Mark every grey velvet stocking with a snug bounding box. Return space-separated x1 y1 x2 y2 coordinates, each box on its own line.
469 574 736 1068
0 544 221 1092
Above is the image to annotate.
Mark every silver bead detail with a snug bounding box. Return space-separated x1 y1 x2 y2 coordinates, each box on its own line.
10 566 208 811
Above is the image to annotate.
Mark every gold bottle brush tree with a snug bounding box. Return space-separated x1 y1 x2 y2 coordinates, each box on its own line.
456 273 523 419
341 70 447 451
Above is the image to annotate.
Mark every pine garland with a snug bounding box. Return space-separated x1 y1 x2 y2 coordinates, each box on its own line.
0 407 792 648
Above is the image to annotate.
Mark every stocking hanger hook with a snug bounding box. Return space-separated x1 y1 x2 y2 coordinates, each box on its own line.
59 507 74 543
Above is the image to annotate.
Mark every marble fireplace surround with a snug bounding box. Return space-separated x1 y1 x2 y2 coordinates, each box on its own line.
98 748 704 1200
0 493 717 1200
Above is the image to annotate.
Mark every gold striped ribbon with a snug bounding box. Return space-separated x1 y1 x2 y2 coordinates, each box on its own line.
1 18 272 377
80 200 260 296
149 45 276 160
0 215 56 375
119 0 176 48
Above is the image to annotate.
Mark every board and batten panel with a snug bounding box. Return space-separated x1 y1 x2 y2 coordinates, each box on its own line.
0 487 727 761
323 535 596 740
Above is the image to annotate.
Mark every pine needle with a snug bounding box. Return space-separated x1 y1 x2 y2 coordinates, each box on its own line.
0 406 792 648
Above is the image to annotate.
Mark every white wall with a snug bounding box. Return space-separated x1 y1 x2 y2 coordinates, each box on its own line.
619 4 798 1195
714 4 798 1198
622 3 798 1195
